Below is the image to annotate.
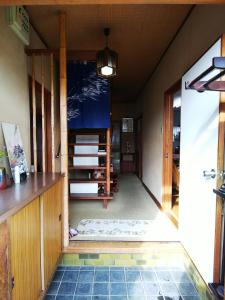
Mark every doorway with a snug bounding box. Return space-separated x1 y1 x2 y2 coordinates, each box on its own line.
162 81 181 225
135 115 143 180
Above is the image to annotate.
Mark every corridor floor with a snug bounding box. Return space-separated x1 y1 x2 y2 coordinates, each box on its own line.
69 174 179 241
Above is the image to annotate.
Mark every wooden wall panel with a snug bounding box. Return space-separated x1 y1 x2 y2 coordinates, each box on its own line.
42 180 62 288
9 198 41 300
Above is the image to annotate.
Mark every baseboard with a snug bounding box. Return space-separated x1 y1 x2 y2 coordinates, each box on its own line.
141 180 162 210
141 179 178 227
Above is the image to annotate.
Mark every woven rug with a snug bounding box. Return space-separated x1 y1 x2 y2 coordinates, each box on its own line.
77 219 154 237
71 218 179 241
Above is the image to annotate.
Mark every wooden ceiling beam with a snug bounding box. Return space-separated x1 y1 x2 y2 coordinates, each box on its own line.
25 49 97 60
1 0 225 4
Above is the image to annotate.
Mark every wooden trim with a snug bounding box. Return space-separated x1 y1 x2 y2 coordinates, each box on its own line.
59 12 69 248
162 91 173 211
162 81 181 227
65 241 183 254
142 179 178 227
1 0 224 4
32 54 37 172
46 93 53 173
141 180 162 210
162 81 181 210
50 53 55 173
28 76 52 172
213 34 225 283
41 54 46 173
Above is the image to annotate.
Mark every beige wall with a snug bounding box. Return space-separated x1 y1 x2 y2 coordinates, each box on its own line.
0 7 30 173
0 7 60 175
140 5 225 203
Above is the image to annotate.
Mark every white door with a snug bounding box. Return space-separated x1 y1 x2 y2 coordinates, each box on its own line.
180 38 221 283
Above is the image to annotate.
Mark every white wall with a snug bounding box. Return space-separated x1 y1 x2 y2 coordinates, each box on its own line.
140 5 225 203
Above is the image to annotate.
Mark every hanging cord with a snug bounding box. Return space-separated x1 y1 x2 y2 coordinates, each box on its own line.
104 28 110 48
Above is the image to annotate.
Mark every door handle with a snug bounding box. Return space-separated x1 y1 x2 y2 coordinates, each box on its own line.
203 169 216 179
203 169 225 179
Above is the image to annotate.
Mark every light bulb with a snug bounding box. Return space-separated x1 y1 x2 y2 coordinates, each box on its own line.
101 66 113 76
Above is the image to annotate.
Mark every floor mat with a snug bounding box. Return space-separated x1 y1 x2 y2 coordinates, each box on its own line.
70 218 180 241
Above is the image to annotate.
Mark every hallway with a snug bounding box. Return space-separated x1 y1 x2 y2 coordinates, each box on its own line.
69 174 179 242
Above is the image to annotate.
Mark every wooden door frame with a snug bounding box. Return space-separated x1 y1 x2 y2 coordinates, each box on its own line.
213 34 225 283
135 115 143 180
162 80 181 224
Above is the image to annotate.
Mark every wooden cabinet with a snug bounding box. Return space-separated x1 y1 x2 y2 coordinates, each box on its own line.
42 180 62 288
9 197 41 300
5 178 62 300
0 222 10 300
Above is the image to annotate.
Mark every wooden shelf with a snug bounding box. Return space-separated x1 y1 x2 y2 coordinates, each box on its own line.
69 193 113 200
68 143 106 146
68 166 106 170
69 131 105 136
68 153 106 157
68 128 112 208
69 179 113 183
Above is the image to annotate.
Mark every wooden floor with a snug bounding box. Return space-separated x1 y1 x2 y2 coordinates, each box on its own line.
64 241 183 254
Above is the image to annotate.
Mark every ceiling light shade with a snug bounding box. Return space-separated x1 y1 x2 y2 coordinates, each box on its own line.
96 28 118 78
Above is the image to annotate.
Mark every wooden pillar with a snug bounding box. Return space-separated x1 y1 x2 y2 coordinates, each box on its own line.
59 12 68 247
106 128 111 195
32 54 37 172
214 34 225 283
41 55 46 173
50 53 55 173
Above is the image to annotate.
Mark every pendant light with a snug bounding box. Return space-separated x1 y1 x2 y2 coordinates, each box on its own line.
96 28 118 78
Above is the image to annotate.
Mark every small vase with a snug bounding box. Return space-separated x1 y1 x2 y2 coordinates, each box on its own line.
0 167 7 190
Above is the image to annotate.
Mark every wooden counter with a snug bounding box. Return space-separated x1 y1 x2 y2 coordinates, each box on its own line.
0 172 63 224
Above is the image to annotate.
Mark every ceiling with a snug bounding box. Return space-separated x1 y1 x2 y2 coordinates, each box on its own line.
26 5 192 102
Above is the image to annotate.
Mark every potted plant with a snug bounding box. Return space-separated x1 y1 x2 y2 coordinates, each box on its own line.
0 147 7 190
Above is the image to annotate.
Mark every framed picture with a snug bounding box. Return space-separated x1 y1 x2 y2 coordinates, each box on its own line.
122 118 133 132
2 122 28 180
